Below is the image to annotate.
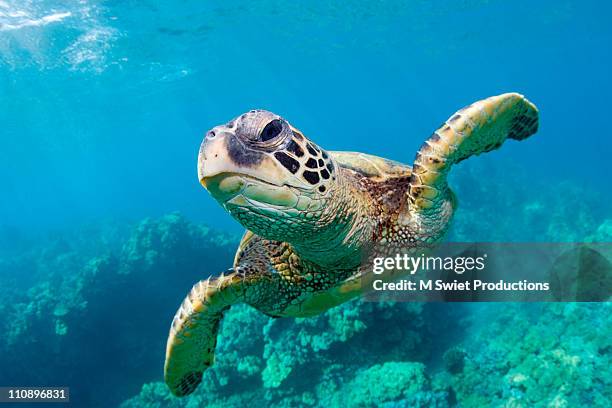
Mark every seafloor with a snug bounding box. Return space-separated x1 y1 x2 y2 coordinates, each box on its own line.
0 162 610 408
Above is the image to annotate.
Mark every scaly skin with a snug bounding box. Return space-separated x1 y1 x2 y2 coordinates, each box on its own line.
164 93 539 396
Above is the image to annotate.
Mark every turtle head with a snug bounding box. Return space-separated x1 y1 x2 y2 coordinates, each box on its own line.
198 110 340 243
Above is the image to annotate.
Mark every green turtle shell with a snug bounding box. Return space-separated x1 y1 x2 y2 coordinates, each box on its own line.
330 151 412 181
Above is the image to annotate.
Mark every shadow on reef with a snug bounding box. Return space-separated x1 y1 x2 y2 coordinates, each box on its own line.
1 161 611 407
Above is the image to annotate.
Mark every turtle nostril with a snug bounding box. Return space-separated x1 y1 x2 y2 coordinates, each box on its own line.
207 130 216 139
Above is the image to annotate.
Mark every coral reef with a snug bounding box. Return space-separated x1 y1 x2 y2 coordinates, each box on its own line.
442 303 612 407
121 300 453 408
331 362 447 408
1 166 610 407
122 303 611 408
0 213 237 407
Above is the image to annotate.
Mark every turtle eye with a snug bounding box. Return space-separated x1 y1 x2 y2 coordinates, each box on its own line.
260 119 283 142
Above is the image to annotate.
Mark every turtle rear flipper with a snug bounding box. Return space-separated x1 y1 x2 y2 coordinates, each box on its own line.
164 271 245 396
409 92 539 212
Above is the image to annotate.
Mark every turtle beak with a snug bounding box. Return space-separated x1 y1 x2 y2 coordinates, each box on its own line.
198 127 231 188
201 173 246 203
198 129 246 201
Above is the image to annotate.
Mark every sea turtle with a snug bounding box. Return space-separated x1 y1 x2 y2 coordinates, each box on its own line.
164 92 539 396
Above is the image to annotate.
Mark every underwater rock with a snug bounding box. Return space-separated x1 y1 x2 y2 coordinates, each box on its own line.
118 212 236 274
442 347 466 374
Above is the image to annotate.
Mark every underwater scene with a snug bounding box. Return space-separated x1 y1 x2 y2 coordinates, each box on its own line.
1 1 611 407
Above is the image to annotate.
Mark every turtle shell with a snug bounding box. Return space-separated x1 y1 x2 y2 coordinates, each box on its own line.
329 151 411 182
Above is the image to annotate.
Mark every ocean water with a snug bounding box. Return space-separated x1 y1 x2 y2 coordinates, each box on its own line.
0 1 610 407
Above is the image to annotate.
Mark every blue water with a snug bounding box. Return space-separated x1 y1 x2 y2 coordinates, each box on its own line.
1 1 611 407
2 0 610 233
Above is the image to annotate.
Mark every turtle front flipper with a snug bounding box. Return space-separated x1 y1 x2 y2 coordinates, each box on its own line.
164 270 246 396
409 92 539 212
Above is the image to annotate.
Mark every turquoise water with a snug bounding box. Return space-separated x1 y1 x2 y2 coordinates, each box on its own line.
2 0 610 231
1 1 611 407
